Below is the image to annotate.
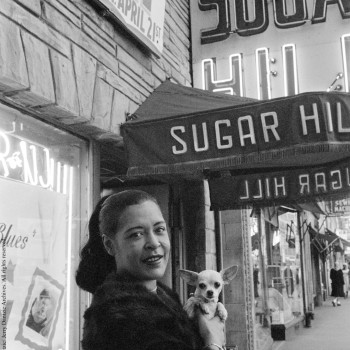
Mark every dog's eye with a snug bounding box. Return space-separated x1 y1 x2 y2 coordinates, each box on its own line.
214 282 221 288
199 283 206 289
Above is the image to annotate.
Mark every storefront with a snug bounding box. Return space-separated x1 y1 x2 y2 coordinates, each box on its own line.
188 2 350 344
121 80 350 349
251 207 304 340
2 1 350 350
1 1 193 349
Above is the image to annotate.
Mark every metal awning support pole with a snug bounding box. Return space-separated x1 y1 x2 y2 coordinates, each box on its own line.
319 238 339 254
298 212 308 322
257 208 271 328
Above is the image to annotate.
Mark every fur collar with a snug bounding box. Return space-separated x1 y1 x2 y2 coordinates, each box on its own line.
82 272 203 350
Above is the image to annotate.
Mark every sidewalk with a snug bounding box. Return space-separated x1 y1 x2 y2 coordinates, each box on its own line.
272 297 350 350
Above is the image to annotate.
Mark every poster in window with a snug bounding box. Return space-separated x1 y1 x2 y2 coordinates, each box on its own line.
0 177 69 349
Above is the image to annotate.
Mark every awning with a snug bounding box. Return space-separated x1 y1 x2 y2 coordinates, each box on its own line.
309 226 350 255
208 160 350 209
309 226 328 253
121 81 350 208
325 228 350 248
129 79 255 121
293 202 326 216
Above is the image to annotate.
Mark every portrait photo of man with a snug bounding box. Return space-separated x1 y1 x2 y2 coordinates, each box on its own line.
25 288 54 338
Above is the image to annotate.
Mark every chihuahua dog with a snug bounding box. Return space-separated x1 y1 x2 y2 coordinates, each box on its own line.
179 265 238 321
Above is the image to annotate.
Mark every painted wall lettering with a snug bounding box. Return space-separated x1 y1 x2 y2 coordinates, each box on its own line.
199 0 231 44
273 0 308 29
235 0 269 36
198 0 350 43
312 0 350 24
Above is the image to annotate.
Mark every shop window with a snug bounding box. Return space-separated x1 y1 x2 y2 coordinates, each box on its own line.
341 34 350 92
249 210 269 326
267 211 303 325
0 104 89 350
251 208 304 328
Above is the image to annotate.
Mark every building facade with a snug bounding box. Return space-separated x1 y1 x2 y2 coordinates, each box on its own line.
189 0 350 349
3 1 350 350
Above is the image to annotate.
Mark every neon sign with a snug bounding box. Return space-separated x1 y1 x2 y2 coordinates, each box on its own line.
0 130 72 194
202 54 243 95
256 48 271 100
282 44 298 96
199 0 350 44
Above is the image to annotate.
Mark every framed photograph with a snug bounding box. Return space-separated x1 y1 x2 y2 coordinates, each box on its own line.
15 268 64 350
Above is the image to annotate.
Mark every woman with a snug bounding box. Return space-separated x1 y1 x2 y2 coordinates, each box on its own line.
330 261 345 306
76 190 225 350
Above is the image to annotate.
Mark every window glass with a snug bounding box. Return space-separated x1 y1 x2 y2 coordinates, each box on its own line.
0 104 89 350
267 212 303 324
250 210 269 326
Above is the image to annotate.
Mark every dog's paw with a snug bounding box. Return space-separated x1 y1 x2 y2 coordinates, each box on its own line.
217 308 228 321
216 302 228 321
184 297 197 319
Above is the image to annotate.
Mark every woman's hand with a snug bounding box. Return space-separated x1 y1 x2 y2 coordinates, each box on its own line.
196 311 225 348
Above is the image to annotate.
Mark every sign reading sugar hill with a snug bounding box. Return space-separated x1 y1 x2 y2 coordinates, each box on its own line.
94 0 165 57
209 158 350 209
122 91 350 178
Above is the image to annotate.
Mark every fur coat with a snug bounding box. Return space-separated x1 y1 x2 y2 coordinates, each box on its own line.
82 272 203 350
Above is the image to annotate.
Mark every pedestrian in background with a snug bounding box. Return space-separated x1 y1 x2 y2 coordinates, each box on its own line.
330 261 345 306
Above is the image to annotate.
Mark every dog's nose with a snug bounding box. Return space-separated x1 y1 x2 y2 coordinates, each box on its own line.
207 290 214 297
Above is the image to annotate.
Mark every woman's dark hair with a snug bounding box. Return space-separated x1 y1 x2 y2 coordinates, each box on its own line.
75 190 159 294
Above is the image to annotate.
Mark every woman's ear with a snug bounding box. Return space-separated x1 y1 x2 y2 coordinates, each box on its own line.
102 234 115 256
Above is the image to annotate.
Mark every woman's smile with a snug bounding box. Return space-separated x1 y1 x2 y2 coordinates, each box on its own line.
142 254 164 265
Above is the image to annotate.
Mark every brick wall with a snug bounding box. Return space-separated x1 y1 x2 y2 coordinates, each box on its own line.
0 0 191 140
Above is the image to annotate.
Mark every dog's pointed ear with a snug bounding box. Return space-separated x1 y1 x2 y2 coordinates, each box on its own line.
220 265 238 284
179 269 199 286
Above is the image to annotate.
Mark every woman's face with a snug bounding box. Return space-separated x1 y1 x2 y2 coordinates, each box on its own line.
106 200 170 287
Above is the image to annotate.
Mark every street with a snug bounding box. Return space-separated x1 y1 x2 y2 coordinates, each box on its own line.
273 296 350 350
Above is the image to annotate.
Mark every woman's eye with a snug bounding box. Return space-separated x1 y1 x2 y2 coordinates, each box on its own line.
130 231 143 239
155 226 166 234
